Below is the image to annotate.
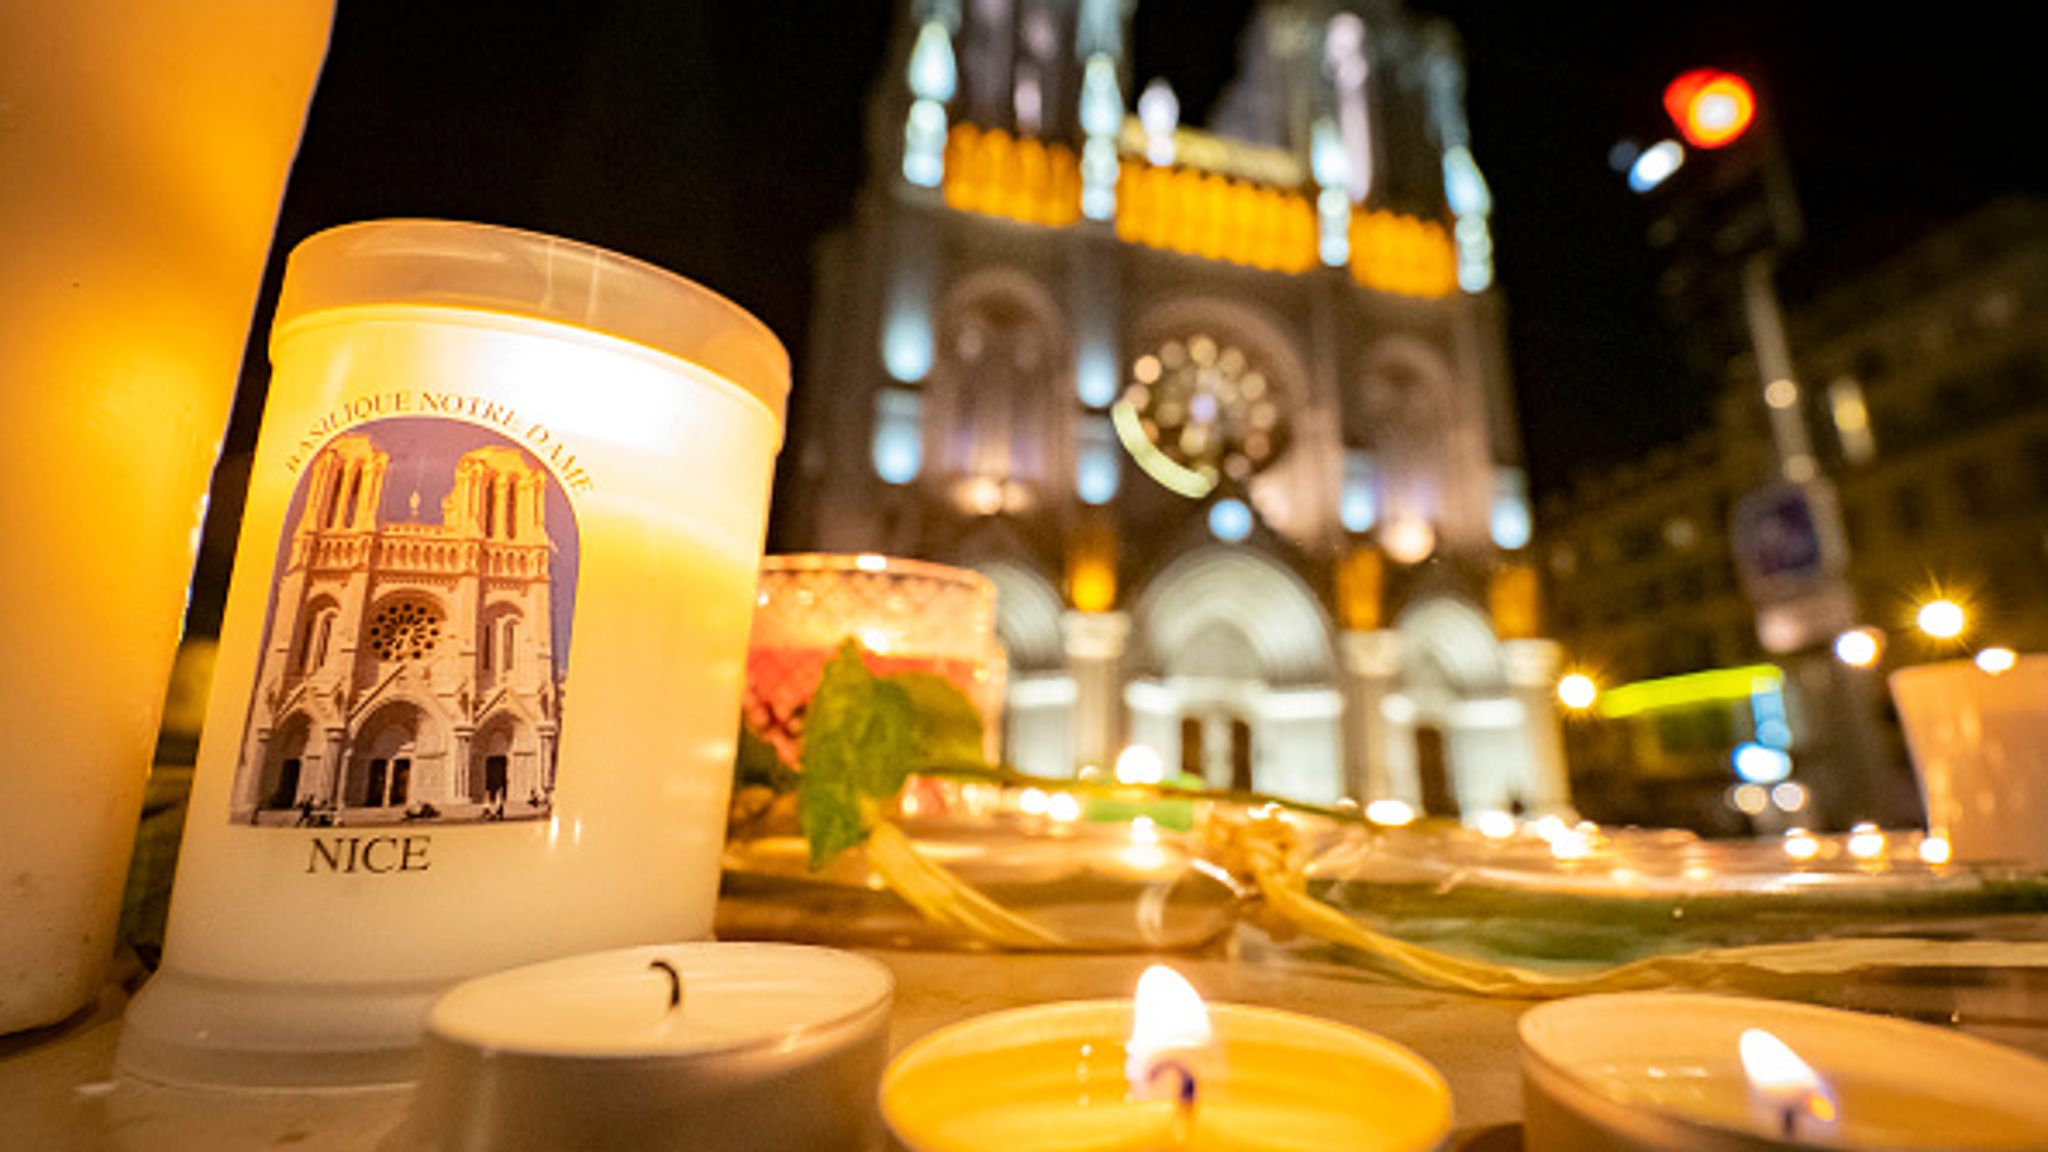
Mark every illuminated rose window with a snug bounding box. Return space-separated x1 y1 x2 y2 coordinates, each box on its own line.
1115 334 1288 499
367 597 443 662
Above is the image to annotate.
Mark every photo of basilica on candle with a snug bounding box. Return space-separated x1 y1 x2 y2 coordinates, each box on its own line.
231 418 577 826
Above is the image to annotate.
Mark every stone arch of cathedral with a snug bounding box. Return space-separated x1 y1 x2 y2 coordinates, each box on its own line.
1128 295 1328 546
1359 335 1493 554
257 710 315 812
973 558 1070 776
1126 546 1341 801
976 559 1064 673
470 709 526 808
477 601 526 686
1130 296 1311 409
345 697 445 813
1383 594 1538 817
292 593 342 680
930 267 1072 492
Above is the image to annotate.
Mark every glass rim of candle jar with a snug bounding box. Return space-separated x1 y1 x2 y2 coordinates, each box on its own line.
272 218 790 432
1520 991 2048 1149
760 551 998 589
427 942 894 1060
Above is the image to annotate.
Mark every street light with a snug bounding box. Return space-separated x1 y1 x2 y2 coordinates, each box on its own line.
1832 627 1882 668
1915 599 1966 640
1976 647 2017 675
1556 673 1598 711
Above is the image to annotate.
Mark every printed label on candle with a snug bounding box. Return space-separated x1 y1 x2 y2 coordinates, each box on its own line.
229 416 579 830
304 833 432 874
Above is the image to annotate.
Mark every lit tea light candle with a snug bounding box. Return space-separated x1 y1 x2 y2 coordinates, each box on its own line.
883 964 1453 1151
1366 798 1418 828
1845 822 1887 862
1113 816 1176 877
415 942 892 1152
1521 992 2048 1150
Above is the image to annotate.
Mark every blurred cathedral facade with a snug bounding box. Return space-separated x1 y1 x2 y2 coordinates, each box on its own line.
779 0 1568 816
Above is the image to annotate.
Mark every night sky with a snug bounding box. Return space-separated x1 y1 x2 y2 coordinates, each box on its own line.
193 2 2045 633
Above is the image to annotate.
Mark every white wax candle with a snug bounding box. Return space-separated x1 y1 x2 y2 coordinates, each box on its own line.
417 942 892 1152
1520 992 2048 1151
119 221 789 1086
0 0 331 1036
1891 655 2048 868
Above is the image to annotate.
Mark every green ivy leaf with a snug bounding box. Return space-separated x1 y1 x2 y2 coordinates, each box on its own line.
735 725 797 792
798 641 912 869
792 639 991 871
797 772 867 872
892 671 986 768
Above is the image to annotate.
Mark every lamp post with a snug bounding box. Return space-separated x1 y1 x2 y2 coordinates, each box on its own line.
1622 67 1911 830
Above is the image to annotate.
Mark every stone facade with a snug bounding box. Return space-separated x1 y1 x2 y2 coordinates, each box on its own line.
777 0 1567 816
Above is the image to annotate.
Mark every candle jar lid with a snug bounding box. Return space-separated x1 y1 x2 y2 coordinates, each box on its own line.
273 219 790 431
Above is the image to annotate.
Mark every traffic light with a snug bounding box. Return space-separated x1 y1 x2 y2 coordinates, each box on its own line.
1620 65 1796 259
1663 69 1756 150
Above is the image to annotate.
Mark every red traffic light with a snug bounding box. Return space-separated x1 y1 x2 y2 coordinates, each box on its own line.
1664 69 1756 149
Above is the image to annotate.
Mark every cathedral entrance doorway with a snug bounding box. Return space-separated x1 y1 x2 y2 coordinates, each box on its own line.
470 717 520 810
348 702 433 813
1133 547 1339 802
259 713 312 810
1414 724 1457 818
1179 712 1253 792
1391 597 1535 818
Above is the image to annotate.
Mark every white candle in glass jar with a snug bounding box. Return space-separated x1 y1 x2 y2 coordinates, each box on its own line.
1520 992 2048 1150
0 0 332 1036
119 220 789 1086
415 943 893 1152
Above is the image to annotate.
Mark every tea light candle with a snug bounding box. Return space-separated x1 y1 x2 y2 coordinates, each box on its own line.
1520 992 2048 1151
414 943 892 1152
882 964 1453 1152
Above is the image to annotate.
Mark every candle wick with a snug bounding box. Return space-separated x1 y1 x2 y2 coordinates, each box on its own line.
1781 1104 1797 1142
650 959 683 1013
1147 1058 1199 1116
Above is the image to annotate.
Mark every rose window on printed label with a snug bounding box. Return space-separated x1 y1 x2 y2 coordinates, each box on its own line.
367 598 443 662
1114 334 1288 499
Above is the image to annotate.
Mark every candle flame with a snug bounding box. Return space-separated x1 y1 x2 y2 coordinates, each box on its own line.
1115 745 1167 786
1119 816 1169 872
1046 792 1082 824
1127 966 1213 1097
1740 1029 1837 1137
1740 1029 1817 1092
